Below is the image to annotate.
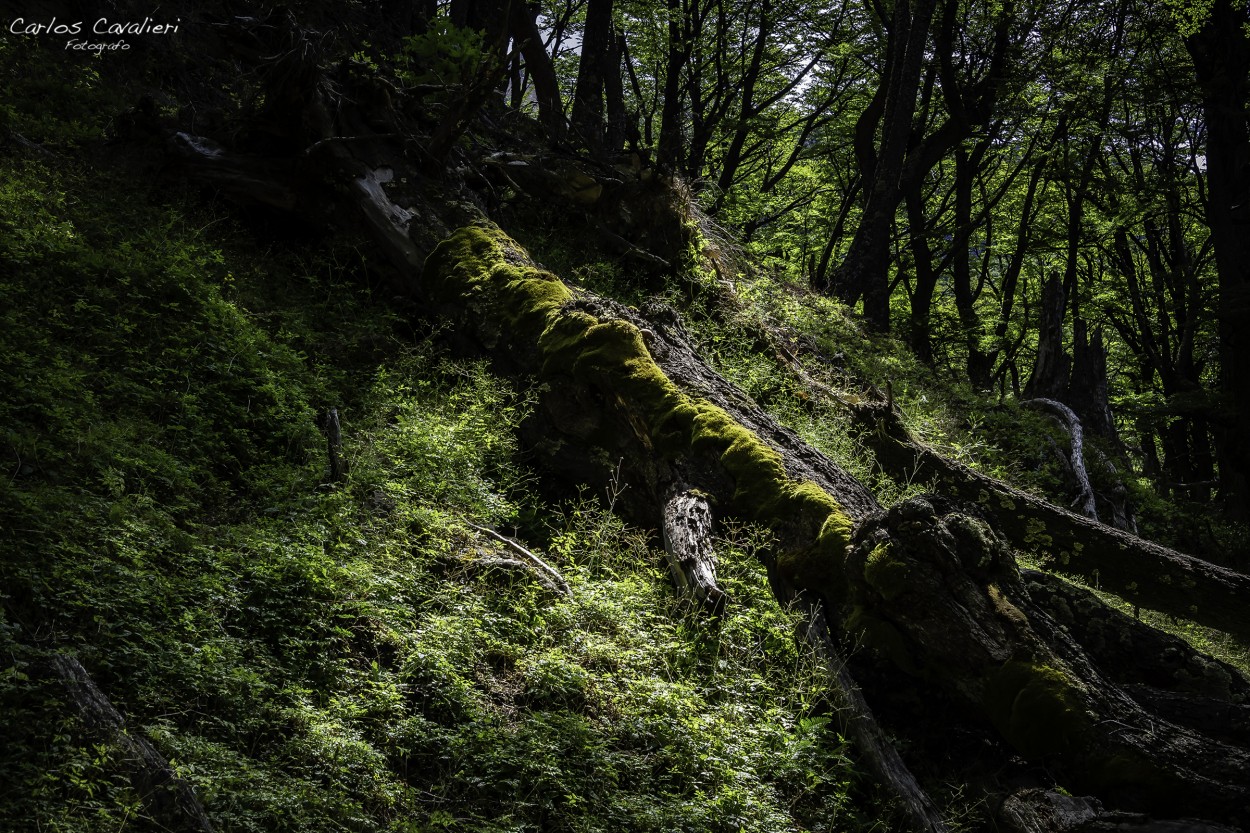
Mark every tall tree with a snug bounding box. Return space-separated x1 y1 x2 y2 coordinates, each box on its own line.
827 0 938 328
570 0 620 149
1185 0 1250 519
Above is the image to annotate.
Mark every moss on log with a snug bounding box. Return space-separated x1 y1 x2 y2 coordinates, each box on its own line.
424 226 856 601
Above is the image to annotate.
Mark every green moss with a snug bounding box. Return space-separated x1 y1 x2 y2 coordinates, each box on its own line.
1023 517 1053 549
425 225 573 343
691 403 788 509
862 543 910 601
983 660 1090 759
425 226 857 600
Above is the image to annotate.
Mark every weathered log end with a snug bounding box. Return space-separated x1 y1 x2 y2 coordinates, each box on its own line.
661 487 728 615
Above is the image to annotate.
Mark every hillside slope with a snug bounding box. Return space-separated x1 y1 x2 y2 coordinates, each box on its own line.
3 13 1250 833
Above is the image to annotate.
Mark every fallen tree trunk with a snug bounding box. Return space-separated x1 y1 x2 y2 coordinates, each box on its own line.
848 399 1250 646
842 498 1249 820
420 225 952 830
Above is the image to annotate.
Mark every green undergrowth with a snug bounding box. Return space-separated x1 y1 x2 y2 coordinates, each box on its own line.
721 271 1071 499
0 155 873 831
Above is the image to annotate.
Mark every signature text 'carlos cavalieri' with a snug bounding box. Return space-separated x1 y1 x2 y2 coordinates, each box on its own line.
8 17 181 51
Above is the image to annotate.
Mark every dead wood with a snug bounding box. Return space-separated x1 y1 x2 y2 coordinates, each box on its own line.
660 487 728 614
842 497 1249 821
52 655 215 833
1024 397 1098 519
466 521 572 596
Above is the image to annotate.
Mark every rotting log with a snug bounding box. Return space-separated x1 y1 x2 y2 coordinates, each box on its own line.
848 399 1250 646
52 655 215 833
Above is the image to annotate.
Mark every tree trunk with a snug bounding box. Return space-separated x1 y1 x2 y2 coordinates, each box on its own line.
1068 321 1118 444
952 146 992 390
657 0 692 171
904 183 938 364
1024 274 1069 400
570 0 614 150
53 655 216 833
1186 0 1250 521
604 35 628 153
828 0 938 330
511 2 564 142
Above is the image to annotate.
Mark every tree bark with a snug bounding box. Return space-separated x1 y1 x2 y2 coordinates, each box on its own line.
1023 398 1098 520
1186 0 1250 521
660 487 727 614
53 655 216 833
1024 274 1069 400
